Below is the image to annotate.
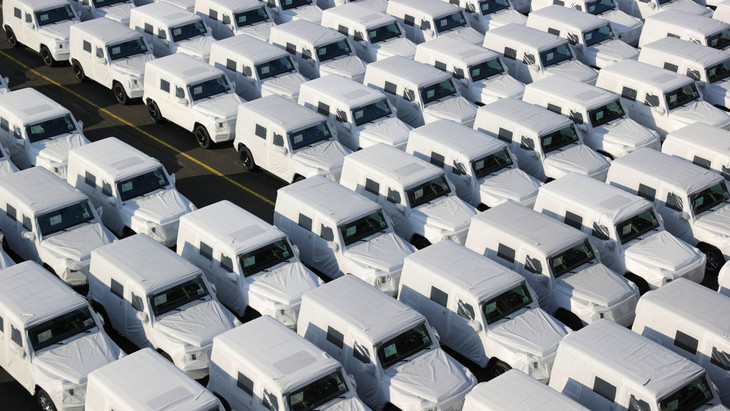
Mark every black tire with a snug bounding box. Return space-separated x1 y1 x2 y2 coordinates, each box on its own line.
147 99 164 123
597 150 614 161
292 175 305 183
72 60 86 82
157 349 173 362
40 45 56 67
554 309 584 331
410 235 431 250
5 26 19 47
194 124 213 149
122 226 135 238
91 301 114 334
625 273 650 295
36 388 57 411
383 404 401 411
486 359 511 380
238 145 256 171
698 243 725 278
113 81 129 105
214 394 231 411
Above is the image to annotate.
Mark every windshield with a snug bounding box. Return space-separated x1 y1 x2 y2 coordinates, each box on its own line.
584 24 614 47
256 56 295 80
472 148 513 179
469 58 505 82
540 125 580 153
107 38 148 60
281 0 312 10
480 0 510 15
659 375 715 411
434 12 467 33
171 21 207 42
707 29 730 50
289 122 332 151
539 44 573 68
189 75 230 101
288 369 349 411
377 322 432 369
339 211 388 246
691 181 730 215
406 175 451 208
665 83 700 110
616 209 659 244
239 239 294 277
352 99 392 126
27 307 95 352
116 167 169 202
234 6 269 28
549 240 595 278
420 79 457 105
91 0 129 7
37 200 94 236
316 39 352 62
585 0 616 14
482 283 533 324
150 275 209 317
707 60 730 83
368 22 401 44
35 5 75 26
25 114 77 143
588 99 625 127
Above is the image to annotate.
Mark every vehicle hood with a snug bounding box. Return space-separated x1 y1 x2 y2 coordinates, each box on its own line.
113 53 154 78
344 232 414 273
694 203 730 237
546 60 598 84
601 10 643 32
423 97 477 126
39 20 75 41
585 39 639 67
261 72 308 100
249 262 322 306
624 230 705 272
122 188 195 225
320 56 367 82
374 37 417 60
155 300 235 347
669 101 730 129
96 3 133 25
593 118 659 151
479 168 541 204
193 93 241 121
557 263 635 307
413 195 477 232
237 22 275 42
285 5 323 24
662 0 713 15
490 10 528 28
487 308 568 357
0 159 18 176
385 348 473 404
33 332 121 385
543 144 610 178
441 26 484 46
358 117 412 149
473 74 525 102
321 397 370 411
177 35 213 61
292 140 349 172
30 132 88 165
43 223 113 261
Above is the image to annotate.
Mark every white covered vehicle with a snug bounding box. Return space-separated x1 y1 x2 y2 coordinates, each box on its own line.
385 0 484 45
663 123 730 181
614 0 711 20
68 0 134 25
446 0 528 32
67 137 196 247
194 0 275 41
639 10 730 50
0 261 123 411
265 0 323 24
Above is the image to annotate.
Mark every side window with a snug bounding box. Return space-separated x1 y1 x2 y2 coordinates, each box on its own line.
0 315 3 333
666 192 683 211
667 32 679 39
208 9 218 20
255 124 267 139
220 255 233 272
11 325 22 347
144 23 153 35
629 395 651 411
711 347 730 371
503 47 517 60
111 278 124 298
354 30 364 41
131 293 144 311
674 330 698 355
593 376 616 402
237 372 254 395
420 19 431 30
456 300 475 320
621 86 637 101
22 215 32 231
83 40 91 53
160 79 170 93
430 152 445 168
222 14 231 24
6 204 16 222
592 222 610 240
520 136 535 151
663 62 678 72
644 94 659 107
403 14 415 26
687 69 702 81
569 110 583 124
337 24 348 35
525 255 542 274
285 42 296 54
226 58 236 71
85 171 96 187
429 286 448 307
547 103 561 114
96 47 104 58
157 29 166 40
365 178 379 195
434 60 447 71
692 156 711 170
497 243 515 263
317 102 330 116
387 188 401 204
14 8 21 19
242 66 252 77
547 27 560 36
498 127 513 143
200 241 213 260
262 390 278 411
384 81 397 95
25 13 32 23
564 211 583 230
175 86 185 99
302 49 312 60
326 326 344 348
638 184 656 201
0 118 7 131
320 225 334 241
102 182 112 196
298 214 312 231
353 342 371 364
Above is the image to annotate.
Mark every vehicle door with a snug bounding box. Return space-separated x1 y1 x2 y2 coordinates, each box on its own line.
229 368 255 411
154 27 173 57
268 127 294 181
398 86 424 127
17 211 39 263
286 212 316 265
701 336 730 399
215 251 245 315
93 43 113 87
245 121 270 170
421 284 450 339
99 179 123 235
448 295 484 364
519 250 552 307
346 334 380 408
5 321 32 391
78 0 93 20
315 220 341 278
166 83 193 130
637 90 663 133
125 286 152 348
105 277 127 334
378 186 411 240
299 46 318 79
22 9 39 51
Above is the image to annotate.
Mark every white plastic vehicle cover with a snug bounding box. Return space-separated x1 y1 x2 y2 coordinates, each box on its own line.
247 262 323 317
623 230 705 278
472 74 526 103
374 37 417 60
358 117 412 149
669 100 730 129
289 140 349 178
193 93 241 120
123 188 194 225
479 168 541 207
113 54 155 78
720 261 730 296
587 39 639 67
590 116 660 154
239 21 275 42
546 60 598 84
39 20 75 42
343 232 413 273
423 96 477 126
176 35 214 60
542 144 610 180
261 73 309 100
28 133 90 172
320 56 367 81
442 27 484 45
150 300 237 349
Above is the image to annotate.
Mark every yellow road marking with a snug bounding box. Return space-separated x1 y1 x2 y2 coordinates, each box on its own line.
0 49 275 206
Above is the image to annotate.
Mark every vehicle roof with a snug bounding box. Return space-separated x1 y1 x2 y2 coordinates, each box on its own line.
538 173 651 224
180 200 286 255
645 9 728 32
558 319 707 399
131 2 200 26
665 123 730 155
199 0 262 13
87 348 219 410
0 167 87 214
211 35 286 64
323 3 395 28
68 137 161 181
343 143 444 190
416 37 500 66
409 119 507 159
240 95 325 131
213 316 341 393
471 200 586 255
271 20 345 46
608 148 723 195
366 55 452 86
467 371 590 410
388 0 461 18
485 23 566 50
599 60 691 91
478 98 573 135
276 176 379 225
404 240 524 302
525 76 617 109
301 275 424 344
146 53 225 83
90 234 201 294
16 0 70 11
71 18 141 44
0 88 72 125
640 37 729 67
300 75 384 107
529 5 610 31
0 261 88 328
637 278 730 339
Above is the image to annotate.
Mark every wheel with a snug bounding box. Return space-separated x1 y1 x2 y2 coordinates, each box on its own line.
122 226 135 238
698 243 725 278
40 45 56 67
214 393 231 411
625 273 650 295
292 175 305 183
5 26 19 47
147 99 164 123
486 359 511 380
157 349 173 362
72 60 86 82
597 150 614 161
91 301 113 333
383 404 401 411
410 235 431 250
238 145 256 171
113 81 129 105
554 309 584 331
194 124 213 149
36 388 58 411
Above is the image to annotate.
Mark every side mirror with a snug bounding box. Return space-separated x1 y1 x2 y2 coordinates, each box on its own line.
76 120 84 130
97 58 108 65
653 106 665 115
15 138 25 146
605 239 616 250
681 211 690 221
431 326 440 342
21 231 35 242
27 22 35 29
329 241 340 252
466 3 476 12
342 122 352 131
275 146 288 155
209 283 217 295
169 173 176 185
227 272 238 283
160 39 170 45
135 311 149 323
426 29 435 38
577 123 589 132
177 98 189 106
394 203 406 212
96 206 103 218
468 320 482 333
362 363 376 375
106 196 117 206
348 373 358 390
94 310 105 326
528 64 540 72
648 2 656 8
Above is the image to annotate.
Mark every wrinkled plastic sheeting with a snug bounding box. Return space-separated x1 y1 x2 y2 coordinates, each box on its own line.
344 232 413 274
417 196 476 233
114 54 155 77
670 101 730 129
239 22 275 43
358 117 412 149
558 263 635 307
194 93 241 120
593 39 639 61
489 308 568 357
39 20 75 41
545 60 597 85
177 35 214 59
43 223 112 261
31 132 89 168
324 397 371 411
474 74 525 101
125 188 194 223
594 117 659 151
624 230 704 274
543 144 609 177
248 262 323 313
320 56 367 81
424 97 477 126
719 262 730 297
479 168 541 207
261 73 309 100
291 140 349 178
154 300 236 349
